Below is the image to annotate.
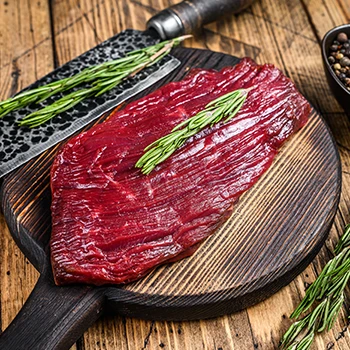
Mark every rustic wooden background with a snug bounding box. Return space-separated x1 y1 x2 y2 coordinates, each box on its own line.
0 0 349 349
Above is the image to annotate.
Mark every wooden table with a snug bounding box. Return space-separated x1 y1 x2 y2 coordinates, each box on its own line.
0 0 350 349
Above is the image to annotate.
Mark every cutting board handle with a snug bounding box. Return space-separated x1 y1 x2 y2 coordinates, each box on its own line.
147 0 255 39
0 266 104 350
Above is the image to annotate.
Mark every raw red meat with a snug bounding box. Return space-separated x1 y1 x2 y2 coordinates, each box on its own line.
50 58 310 286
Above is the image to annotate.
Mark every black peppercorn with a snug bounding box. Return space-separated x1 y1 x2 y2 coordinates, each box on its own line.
330 44 339 51
340 57 350 67
328 33 350 90
339 72 347 81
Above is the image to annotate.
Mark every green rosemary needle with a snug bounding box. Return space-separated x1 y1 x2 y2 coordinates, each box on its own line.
135 88 251 175
0 35 191 127
280 224 350 350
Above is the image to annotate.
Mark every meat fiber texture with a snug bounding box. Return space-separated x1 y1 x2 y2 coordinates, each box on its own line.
50 58 310 286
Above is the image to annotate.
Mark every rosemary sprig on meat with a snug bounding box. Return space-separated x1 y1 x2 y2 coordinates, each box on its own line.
136 88 251 174
0 35 191 127
280 224 350 350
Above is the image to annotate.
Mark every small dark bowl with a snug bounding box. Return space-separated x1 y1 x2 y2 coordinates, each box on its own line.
321 24 350 113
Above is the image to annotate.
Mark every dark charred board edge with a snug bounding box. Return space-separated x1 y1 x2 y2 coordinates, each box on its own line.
0 47 342 348
0 107 341 322
105 177 341 321
107 122 342 320
104 107 342 321
0 48 241 272
2 150 339 323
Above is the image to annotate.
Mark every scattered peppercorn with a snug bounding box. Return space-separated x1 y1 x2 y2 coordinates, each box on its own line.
340 57 350 66
328 32 350 90
330 44 339 51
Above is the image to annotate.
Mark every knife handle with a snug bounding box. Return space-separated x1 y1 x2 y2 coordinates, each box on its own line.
147 0 255 40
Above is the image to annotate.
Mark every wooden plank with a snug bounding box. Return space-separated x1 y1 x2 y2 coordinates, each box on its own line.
0 0 52 333
46 0 350 349
46 3 260 348
0 0 349 349
239 0 350 348
81 0 144 40
302 0 350 39
0 0 52 79
52 0 99 63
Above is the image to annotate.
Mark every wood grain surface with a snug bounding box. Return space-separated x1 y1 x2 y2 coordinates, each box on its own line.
0 47 341 349
0 0 349 349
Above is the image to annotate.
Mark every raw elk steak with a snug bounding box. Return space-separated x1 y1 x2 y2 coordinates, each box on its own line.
50 58 310 286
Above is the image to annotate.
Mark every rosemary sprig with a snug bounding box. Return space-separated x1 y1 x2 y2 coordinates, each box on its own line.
135 88 251 175
0 35 191 127
280 224 350 350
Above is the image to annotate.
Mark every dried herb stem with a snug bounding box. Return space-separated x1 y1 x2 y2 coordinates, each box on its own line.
135 88 251 174
0 35 191 127
280 224 350 350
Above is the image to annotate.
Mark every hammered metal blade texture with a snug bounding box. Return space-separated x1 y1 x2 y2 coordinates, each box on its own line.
0 29 180 178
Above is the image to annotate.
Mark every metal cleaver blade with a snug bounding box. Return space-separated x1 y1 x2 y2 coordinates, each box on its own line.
0 30 179 178
0 0 255 178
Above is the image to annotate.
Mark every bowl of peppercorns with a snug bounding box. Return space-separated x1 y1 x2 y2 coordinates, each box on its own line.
322 24 350 112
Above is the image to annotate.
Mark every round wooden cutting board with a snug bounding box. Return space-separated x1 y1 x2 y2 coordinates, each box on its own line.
0 48 341 350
